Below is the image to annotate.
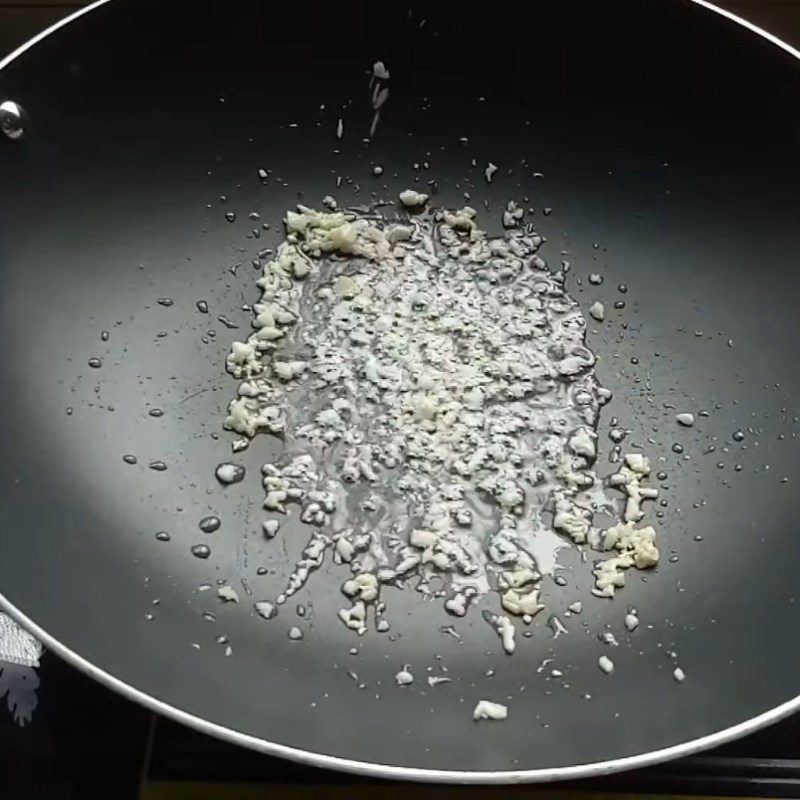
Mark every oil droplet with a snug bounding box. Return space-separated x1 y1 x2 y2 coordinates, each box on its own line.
672 443 684 454
732 430 745 442
199 516 221 533
256 567 268 576
123 454 138 464
155 531 171 542
148 408 164 418
225 211 236 223
656 470 668 480
734 464 743 472
617 284 627 294
613 300 625 309
669 554 679 563
693 534 703 542
149 461 167 471
196 300 209 313
191 544 211 559
716 462 725 469
101 330 110 341
88 357 102 368
157 298 174 307
217 314 239 329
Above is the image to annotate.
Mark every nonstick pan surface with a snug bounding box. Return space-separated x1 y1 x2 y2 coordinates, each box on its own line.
1 0 800 783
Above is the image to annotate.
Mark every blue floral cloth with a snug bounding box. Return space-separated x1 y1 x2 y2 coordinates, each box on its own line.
0 613 41 726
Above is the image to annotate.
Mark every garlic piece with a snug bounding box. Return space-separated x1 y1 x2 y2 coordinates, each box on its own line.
398 189 429 208
473 700 508 721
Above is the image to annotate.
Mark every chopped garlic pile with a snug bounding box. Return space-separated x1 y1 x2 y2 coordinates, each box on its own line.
224 197 660 650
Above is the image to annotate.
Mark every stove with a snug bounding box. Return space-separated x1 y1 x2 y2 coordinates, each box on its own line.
3 650 800 799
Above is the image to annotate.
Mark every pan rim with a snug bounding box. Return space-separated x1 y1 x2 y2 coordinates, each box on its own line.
2 0 800 784
5 591 800 784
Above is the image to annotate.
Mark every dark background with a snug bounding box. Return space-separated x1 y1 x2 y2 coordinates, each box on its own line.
2 0 799 60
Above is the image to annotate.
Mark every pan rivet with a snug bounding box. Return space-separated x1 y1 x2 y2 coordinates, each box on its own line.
0 101 25 140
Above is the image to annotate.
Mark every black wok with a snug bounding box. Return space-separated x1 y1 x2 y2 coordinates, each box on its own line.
1 0 800 783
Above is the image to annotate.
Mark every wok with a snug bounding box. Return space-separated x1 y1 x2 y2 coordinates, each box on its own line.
1 0 800 783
